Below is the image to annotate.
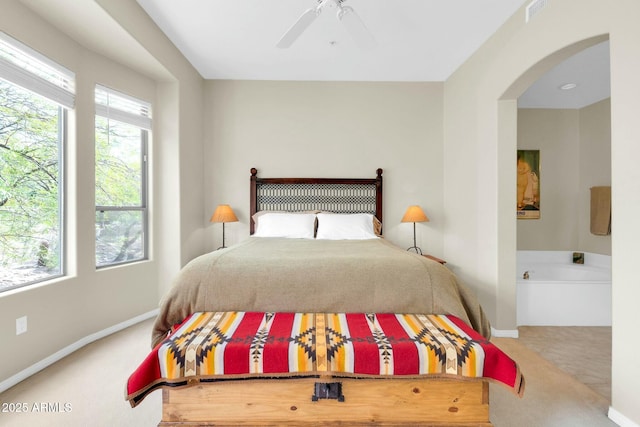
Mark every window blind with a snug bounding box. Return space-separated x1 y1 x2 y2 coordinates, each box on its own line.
0 32 75 108
95 85 152 130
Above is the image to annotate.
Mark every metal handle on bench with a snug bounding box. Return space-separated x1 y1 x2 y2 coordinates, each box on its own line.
312 382 345 402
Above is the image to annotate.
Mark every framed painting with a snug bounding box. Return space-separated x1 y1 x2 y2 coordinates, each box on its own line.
517 150 540 219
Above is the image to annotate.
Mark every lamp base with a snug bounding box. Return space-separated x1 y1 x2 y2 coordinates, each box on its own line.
216 223 227 251
407 246 423 255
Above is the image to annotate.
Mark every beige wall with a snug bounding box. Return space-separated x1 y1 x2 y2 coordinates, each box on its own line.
0 0 204 385
0 1 158 382
579 99 612 255
203 80 445 256
444 0 639 423
517 99 611 255
517 108 581 250
96 0 206 288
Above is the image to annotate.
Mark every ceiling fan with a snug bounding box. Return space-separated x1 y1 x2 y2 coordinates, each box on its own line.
276 0 376 49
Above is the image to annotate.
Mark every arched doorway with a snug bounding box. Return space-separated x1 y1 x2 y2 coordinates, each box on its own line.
499 35 611 401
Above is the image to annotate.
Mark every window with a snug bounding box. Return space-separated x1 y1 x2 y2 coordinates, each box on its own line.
95 85 150 268
0 33 73 292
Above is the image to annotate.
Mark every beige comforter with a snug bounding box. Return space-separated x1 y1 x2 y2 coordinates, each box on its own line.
152 237 491 347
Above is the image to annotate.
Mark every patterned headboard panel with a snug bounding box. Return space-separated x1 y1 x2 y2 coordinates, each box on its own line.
249 168 383 234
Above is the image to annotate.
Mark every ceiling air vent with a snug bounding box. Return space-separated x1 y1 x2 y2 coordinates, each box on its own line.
525 0 548 23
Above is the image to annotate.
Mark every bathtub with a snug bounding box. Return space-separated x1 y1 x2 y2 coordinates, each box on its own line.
516 251 611 326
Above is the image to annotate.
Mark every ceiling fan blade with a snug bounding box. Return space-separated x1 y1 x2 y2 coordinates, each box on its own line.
276 7 321 48
338 6 376 49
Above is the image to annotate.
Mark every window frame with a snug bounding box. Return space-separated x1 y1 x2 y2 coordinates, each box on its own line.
94 86 151 269
0 32 72 293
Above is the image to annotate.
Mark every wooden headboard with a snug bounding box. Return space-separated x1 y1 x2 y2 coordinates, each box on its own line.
250 168 383 235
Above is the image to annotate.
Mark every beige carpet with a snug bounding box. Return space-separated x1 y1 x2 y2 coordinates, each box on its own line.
0 319 617 427
517 326 612 401
490 336 615 427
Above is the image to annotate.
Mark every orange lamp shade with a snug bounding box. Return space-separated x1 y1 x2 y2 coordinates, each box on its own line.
210 204 238 223
401 205 429 223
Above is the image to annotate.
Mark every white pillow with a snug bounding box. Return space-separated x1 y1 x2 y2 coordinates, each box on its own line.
253 213 316 239
316 213 379 240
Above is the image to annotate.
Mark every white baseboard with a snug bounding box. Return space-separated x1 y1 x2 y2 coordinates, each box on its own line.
491 328 519 338
609 406 640 427
0 309 159 394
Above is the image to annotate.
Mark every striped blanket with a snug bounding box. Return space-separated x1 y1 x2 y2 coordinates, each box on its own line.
126 312 524 407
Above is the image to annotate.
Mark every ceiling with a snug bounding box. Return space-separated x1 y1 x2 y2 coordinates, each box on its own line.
135 0 529 82
136 0 610 109
518 40 610 109
20 0 611 109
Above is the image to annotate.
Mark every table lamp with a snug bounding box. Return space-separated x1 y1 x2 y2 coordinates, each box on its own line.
401 205 429 254
210 204 238 249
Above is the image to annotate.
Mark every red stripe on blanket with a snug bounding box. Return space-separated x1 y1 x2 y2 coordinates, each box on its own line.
263 312 295 373
125 341 162 401
224 312 262 374
346 313 379 375
376 313 420 375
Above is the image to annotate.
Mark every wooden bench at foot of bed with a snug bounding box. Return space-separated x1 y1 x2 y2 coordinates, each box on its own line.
159 377 491 426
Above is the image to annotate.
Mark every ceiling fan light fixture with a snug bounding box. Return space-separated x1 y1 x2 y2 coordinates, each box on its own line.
336 2 348 19
277 0 375 49
559 83 578 90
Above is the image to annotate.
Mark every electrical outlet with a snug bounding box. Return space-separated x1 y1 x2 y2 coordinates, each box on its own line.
16 316 27 335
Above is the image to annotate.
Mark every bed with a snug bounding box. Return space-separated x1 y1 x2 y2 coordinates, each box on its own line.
126 168 523 426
